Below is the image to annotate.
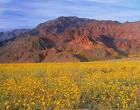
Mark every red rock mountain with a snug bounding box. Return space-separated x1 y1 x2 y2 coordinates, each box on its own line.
0 16 140 63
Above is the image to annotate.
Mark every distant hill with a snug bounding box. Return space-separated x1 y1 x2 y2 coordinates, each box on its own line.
0 16 140 63
0 29 30 42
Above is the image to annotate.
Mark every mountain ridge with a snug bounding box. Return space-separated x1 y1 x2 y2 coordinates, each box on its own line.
0 16 140 63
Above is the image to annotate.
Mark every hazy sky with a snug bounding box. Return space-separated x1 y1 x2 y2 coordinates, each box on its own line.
0 0 140 31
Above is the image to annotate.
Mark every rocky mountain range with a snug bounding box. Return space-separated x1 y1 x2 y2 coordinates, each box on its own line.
0 16 140 63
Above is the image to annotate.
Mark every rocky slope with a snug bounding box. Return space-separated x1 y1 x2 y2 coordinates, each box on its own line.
0 16 140 63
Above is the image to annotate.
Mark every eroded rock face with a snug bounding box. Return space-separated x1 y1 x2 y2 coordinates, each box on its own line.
0 17 140 63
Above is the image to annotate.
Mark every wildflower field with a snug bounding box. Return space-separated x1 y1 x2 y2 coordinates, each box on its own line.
1 61 140 110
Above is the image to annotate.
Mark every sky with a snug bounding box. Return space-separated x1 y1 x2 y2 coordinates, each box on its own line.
0 0 140 31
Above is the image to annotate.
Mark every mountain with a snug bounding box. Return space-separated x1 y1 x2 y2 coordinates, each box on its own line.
0 16 140 63
0 29 30 41
0 29 30 46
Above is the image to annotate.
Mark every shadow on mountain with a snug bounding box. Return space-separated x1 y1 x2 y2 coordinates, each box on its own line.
74 54 89 62
99 35 128 56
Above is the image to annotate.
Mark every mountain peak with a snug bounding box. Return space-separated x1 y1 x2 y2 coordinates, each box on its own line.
36 16 93 34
